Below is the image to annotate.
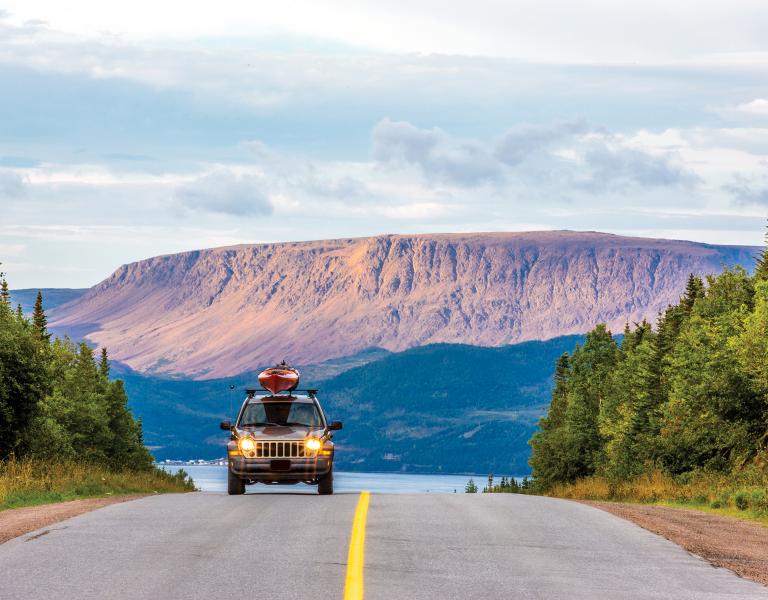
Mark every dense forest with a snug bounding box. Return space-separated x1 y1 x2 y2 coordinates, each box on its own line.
530 229 768 491
0 270 152 469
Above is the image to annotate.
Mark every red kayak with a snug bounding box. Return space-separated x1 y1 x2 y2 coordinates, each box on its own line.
258 361 300 395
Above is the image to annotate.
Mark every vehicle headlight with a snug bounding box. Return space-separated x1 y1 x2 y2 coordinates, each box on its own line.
305 438 322 452
239 437 255 453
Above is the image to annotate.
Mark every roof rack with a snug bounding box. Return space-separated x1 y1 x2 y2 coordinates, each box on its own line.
245 388 318 398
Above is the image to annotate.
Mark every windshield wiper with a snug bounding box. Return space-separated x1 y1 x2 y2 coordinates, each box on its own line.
243 421 281 427
284 421 316 427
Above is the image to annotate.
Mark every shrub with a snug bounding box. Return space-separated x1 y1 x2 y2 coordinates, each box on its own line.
734 491 749 511
750 489 768 512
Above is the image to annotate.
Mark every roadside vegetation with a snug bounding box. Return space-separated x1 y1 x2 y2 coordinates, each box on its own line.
528 223 768 522
0 270 194 511
0 458 194 510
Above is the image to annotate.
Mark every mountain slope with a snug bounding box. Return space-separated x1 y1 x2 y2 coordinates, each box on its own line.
50 231 756 378
121 336 584 473
321 336 586 473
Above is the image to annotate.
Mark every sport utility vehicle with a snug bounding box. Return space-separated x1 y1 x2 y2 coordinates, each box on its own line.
220 390 342 495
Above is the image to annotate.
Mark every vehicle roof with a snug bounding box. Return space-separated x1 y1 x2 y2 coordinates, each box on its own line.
247 395 315 403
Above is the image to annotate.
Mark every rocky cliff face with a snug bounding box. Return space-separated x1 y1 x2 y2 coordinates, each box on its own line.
50 231 756 378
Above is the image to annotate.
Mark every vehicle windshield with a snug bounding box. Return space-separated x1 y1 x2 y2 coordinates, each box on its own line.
239 400 323 428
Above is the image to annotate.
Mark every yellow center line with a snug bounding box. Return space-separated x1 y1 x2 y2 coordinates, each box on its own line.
344 491 371 600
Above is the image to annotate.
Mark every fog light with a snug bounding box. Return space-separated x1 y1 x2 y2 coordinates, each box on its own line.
305 438 321 452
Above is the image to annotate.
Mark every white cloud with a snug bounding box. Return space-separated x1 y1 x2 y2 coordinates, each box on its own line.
374 202 455 220
372 119 502 187
737 99 768 115
3 0 768 65
372 119 697 194
0 243 26 257
724 175 768 206
0 169 26 198
173 170 273 216
494 122 589 166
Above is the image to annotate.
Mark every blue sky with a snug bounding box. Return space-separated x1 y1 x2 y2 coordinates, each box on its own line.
1 0 767 287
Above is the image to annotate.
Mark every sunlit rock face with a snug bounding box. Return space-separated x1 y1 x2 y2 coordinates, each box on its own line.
50 231 756 379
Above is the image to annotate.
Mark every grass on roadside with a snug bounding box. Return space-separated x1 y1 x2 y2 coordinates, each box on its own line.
0 458 195 511
546 468 768 525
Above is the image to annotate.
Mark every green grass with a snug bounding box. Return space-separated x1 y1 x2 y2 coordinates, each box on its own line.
545 468 768 526
0 458 195 511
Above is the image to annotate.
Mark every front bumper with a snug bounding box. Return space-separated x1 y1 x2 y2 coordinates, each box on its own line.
229 456 332 482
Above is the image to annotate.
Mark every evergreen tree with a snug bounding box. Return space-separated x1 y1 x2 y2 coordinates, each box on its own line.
32 290 50 341
136 417 145 446
680 274 705 314
546 353 570 428
15 304 23 320
561 325 617 479
99 347 110 379
755 220 768 282
0 276 9 307
0 298 48 457
600 336 660 479
0 273 155 469
530 220 768 489
529 353 572 488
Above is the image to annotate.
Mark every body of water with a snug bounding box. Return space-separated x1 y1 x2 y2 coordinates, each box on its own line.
161 465 497 494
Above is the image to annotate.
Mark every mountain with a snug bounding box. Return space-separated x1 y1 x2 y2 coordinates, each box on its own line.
320 336 586 474
50 231 756 378
121 336 584 473
9 288 87 314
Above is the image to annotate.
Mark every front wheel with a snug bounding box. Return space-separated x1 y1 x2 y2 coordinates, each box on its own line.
228 469 245 495
318 467 333 495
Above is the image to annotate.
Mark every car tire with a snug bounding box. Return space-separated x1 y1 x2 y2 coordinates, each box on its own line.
228 469 246 495
318 467 333 495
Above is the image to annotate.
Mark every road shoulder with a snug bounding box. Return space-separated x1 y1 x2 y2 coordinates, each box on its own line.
586 500 768 587
0 494 148 544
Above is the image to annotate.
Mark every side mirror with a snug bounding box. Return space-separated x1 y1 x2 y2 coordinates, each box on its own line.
220 420 232 431
329 421 343 431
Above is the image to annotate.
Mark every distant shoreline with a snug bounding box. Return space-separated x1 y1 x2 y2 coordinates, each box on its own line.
157 462 524 479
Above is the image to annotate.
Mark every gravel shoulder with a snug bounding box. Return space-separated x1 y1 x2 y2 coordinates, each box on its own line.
0 495 148 544
587 501 768 587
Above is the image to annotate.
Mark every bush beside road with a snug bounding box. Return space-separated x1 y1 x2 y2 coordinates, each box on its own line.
0 458 194 512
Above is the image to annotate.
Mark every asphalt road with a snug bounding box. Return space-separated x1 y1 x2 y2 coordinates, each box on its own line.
0 492 766 600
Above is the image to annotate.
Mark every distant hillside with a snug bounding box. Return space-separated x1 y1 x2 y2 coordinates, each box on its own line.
10 288 87 314
321 336 585 474
49 231 756 378
121 336 583 473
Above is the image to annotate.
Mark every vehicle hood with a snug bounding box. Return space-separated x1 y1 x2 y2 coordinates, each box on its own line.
237 426 324 440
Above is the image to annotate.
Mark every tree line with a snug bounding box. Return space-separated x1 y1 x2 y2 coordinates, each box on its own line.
0 272 153 469
530 229 768 490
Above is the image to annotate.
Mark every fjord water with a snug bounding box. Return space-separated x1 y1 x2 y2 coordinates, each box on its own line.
161 465 491 493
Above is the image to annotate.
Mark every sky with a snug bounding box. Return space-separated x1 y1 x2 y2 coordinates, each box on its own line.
1 0 767 288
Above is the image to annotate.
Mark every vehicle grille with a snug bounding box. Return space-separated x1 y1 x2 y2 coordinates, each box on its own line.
251 441 310 458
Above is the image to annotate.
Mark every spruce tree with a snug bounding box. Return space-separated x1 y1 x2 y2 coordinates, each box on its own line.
136 417 145 446
547 353 571 427
99 347 110 379
680 274 705 313
32 290 50 341
0 278 48 457
0 276 9 307
15 304 23 320
755 220 768 282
